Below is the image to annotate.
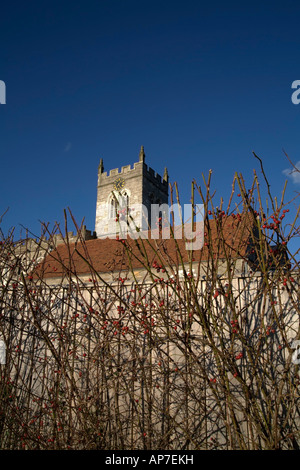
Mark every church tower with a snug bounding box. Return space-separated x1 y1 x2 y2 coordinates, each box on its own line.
95 146 169 238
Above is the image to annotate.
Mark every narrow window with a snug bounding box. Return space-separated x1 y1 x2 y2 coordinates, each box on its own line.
109 196 117 219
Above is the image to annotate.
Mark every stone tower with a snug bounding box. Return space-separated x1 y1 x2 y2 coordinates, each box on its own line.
95 146 169 238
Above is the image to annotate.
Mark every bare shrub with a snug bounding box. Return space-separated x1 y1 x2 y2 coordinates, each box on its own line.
0 167 299 450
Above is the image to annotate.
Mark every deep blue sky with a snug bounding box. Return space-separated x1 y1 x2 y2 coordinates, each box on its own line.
0 0 299 249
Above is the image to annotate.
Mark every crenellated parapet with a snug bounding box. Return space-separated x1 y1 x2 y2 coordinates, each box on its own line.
50 226 96 246
99 161 168 185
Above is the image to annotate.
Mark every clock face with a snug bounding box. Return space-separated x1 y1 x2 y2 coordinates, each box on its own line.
113 177 125 191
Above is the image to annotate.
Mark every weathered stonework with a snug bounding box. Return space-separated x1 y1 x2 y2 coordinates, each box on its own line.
95 146 169 238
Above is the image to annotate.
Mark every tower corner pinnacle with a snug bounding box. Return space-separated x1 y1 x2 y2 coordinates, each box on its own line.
98 158 104 173
139 145 145 163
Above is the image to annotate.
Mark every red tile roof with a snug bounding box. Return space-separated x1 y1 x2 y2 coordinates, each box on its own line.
34 214 255 279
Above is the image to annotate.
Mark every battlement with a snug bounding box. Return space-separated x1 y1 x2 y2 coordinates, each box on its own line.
100 161 142 179
50 226 96 246
99 161 168 185
146 165 167 185
98 146 168 187
15 226 96 254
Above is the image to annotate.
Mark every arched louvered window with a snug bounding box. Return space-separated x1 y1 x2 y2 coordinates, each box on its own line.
108 190 130 219
122 191 129 213
109 196 118 219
